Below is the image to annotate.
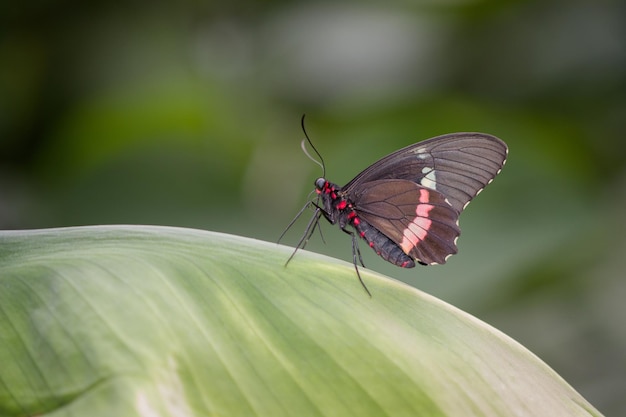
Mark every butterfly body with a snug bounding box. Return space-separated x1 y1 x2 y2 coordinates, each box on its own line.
315 178 417 268
282 125 508 295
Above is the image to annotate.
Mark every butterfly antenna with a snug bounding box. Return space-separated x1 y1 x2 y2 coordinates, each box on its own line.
300 114 326 177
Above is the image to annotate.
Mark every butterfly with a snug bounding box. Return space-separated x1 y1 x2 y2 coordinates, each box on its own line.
281 116 508 296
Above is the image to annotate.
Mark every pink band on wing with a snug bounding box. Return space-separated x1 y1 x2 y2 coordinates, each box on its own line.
399 189 434 253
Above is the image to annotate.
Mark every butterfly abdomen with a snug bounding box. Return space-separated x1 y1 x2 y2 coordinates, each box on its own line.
354 219 416 268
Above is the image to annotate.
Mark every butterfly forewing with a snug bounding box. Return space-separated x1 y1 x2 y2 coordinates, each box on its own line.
343 133 508 212
351 179 461 265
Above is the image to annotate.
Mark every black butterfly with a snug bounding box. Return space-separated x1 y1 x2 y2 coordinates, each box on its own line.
281 116 508 296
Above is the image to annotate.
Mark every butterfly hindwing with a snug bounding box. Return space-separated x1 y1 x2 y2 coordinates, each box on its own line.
351 179 461 265
343 133 508 212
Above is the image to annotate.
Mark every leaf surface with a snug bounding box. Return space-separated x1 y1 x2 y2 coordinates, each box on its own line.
0 226 602 416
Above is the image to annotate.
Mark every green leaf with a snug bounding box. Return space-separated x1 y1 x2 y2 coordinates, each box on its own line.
0 226 602 417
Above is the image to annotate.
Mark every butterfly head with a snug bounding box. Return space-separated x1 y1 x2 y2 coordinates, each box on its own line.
314 178 340 198
314 177 327 194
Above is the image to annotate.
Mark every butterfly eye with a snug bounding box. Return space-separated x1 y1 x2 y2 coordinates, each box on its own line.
315 178 327 190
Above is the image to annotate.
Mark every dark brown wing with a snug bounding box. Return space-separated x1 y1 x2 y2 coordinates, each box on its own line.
351 179 461 265
343 133 508 212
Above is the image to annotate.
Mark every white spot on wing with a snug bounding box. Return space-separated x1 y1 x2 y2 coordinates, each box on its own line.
420 167 437 190
413 147 429 160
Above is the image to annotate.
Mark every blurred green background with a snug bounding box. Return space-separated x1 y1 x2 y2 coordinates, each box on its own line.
1 0 624 414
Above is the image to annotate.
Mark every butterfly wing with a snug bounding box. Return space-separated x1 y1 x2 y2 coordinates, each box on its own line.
343 133 508 212
351 179 461 265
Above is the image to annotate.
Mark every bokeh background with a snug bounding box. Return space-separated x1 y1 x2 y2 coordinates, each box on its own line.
1 0 625 414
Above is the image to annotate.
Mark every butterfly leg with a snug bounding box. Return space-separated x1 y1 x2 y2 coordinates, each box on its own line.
284 207 322 266
279 199 317 243
340 227 366 267
340 227 371 297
